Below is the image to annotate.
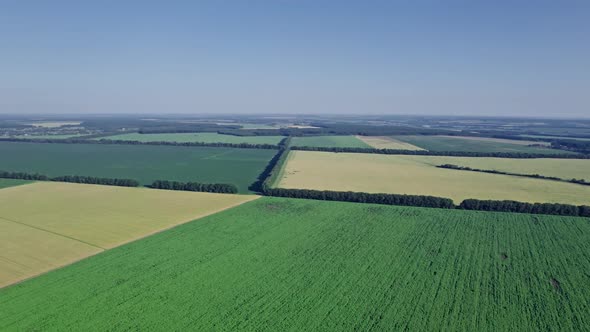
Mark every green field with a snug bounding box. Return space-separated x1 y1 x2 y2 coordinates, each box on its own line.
291 135 371 148
0 178 33 189
0 142 275 193
278 151 590 205
1 198 589 330
393 135 570 154
104 132 284 145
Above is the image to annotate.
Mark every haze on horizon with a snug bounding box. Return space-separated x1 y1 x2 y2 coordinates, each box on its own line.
0 1 588 117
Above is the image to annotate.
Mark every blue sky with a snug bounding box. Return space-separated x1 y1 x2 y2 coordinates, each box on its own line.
0 1 588 117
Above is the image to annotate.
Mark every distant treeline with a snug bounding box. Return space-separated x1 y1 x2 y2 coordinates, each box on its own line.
550 140 590 154
459 199 590 218
149 180 238 194
0 171 139 187
96 139 279 150
82 118 241 133
138 125 241 134
291 146 589 159
437 164 590 186
218 123 454 137
0 137 279 150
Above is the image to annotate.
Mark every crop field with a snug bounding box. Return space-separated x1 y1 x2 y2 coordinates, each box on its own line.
0 141 275 193
356 135 424 150
277 151 590 205
0 178 32 189
0 197 588 330
393 135 568 154
291 135 371 148
104 132 284 145
0 182 257 288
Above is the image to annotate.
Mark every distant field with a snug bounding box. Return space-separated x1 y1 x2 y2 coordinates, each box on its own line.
233 123 279 129
26 121 81 128
393 135 568 154
0 182 257 288
356 136 424 150
104 132 284 145
1 197 589 330
291 135 371 148
0 179 33 189
0 142 275 193
277 151 590 205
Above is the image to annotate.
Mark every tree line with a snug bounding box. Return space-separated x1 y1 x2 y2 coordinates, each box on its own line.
291 146 589 159
437 164 590 186
0 171 139 187
249 137 291 192
0 137 280 150
550 140 590 154
258 139 292 193
459 199 590 217
0 170 239 193
264 188 455 209
149 180 238 194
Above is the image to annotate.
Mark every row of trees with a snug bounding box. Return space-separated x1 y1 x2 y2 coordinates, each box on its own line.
149 180 238 194
291 146 589 159
0 170 48 180
263 187 455 208
459 199 590 217
0 138 280 150
0 171 139 187
51 175 139 187
437 164 590 186
250 138 291 192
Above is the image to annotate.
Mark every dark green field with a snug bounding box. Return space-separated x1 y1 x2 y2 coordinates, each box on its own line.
0 142 275 193
1 197 588 331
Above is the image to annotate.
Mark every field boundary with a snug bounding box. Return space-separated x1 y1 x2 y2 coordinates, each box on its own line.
437 164 590 186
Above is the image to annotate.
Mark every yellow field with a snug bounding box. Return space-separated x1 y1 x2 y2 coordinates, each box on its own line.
356 136 425 150
0 182 257 287
403 155 590 180
277 151 590 205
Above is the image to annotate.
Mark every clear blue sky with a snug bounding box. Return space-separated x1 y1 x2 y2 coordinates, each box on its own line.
0 1 588 117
